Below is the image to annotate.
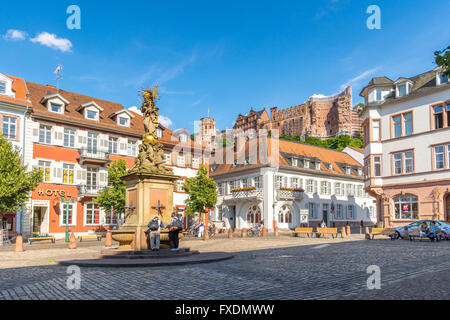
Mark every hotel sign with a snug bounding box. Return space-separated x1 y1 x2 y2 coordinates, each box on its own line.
37 189 72 197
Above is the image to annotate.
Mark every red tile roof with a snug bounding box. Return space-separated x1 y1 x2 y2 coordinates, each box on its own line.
0 75 32 106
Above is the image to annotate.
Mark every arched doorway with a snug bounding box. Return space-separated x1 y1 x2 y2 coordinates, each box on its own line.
277 205 293 229
246 205 262 228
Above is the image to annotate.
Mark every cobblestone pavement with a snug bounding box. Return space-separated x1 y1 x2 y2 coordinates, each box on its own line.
1 238 450 300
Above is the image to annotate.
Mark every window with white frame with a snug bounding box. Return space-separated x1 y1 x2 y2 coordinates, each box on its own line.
373 156 381 177
50 103 62 113
87 133 98 154
108 137 118 154
369 207 376 218
38 161 51 182
435 146 445 169
86 110 98 120
192 157 200 169
275 176 283 189
253 176 261 188
127 140 137 157
179 134 187 142
242 178 248 188
164 153 171 165
308 203 317 219
177 179 185 192
334 182 342 196
63 164 74 184
397 84 407 97
439 72 449 85
0 81 6 94
357 185 363 198
177 154 185 167
39 125 52 144
2 116 16 139
291 178 299 189
346 184 355 196
157 128 162 138
372 120 380 141
61 202 75 226
306 179 314 193
376 90 382 101
320 181 331 195
394 195 418 220
336 204 343 219
347 205 355 219
64 129 75 148
118 117 129 126
85 203 101 226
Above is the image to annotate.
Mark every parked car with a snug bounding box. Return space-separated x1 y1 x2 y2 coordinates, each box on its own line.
394 220 450 239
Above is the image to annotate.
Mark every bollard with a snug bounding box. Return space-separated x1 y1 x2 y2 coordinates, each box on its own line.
346 225 351 236
241 228 247 238
341 227 347 239
69 233 77 249
228 228 233 239
105 231 112 247
262 227 267 237
274 227 279 237
15 235 24 252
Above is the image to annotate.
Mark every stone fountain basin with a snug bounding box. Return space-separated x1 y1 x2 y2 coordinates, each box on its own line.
111 230 135 251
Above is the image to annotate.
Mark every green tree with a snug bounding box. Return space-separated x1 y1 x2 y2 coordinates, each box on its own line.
435 46 450 77
183 165 217 218
0 135 42 216
95 159 127 219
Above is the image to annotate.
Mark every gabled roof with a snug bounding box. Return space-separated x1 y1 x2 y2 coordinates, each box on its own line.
0 74 32 106
78 101 104 112
211 138 363 180
40 93 71 105
361 69 449 109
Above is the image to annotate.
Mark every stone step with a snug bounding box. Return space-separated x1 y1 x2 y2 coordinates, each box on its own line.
100 250 199 259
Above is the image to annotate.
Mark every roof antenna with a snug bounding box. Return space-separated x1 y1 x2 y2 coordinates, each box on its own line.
54 65 63 93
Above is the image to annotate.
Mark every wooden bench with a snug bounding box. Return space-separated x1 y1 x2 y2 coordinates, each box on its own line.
315 228 338 239
78 235 102 242
366 228 396 240
293 227 314 238
28 236 56 245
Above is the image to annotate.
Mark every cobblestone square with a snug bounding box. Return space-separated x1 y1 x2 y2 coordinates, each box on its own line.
1 236 450 300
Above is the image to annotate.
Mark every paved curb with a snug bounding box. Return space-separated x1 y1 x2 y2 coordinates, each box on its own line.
57 252 234 267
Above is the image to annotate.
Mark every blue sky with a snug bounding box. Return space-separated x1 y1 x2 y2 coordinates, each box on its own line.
1 0 449 132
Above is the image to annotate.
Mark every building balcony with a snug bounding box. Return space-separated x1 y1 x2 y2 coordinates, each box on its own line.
231 188 264 201
78 185 106 198
276 188 304 201
79 148 110 165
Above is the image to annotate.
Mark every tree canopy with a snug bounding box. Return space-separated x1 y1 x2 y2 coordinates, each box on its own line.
280 134 363 151
95 159 127 216
435 46 450 77
0 135 42 214
183 165 217 217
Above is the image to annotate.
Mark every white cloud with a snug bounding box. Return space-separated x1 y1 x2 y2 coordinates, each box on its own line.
4 29 28 41
159 115 173 128
30 32 72 52
128 106 142 115
128 106 173 128
340 67 381 90
310 94 327 99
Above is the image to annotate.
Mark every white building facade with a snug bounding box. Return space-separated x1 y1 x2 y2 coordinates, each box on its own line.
211 138 377 230
360 68 450 227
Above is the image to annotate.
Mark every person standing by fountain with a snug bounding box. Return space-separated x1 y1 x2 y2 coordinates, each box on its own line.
148 215 164 251
167 212 183 251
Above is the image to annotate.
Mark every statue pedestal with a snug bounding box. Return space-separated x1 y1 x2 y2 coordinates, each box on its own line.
112 172 179 251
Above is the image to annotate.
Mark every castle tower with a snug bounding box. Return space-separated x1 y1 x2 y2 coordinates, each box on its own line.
200 116 217 150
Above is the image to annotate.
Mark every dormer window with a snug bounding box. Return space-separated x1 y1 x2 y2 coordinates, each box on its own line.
376 90 383 101
0 81 5 95
50 103 62 113
345 166 351 175
157 128 162 138
179 134 187 143
315 162 321 170
304 160 310 169
118 117 129 127
438 72 449 85
87 110 98 120
292 158 298 166
397 84 407 97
